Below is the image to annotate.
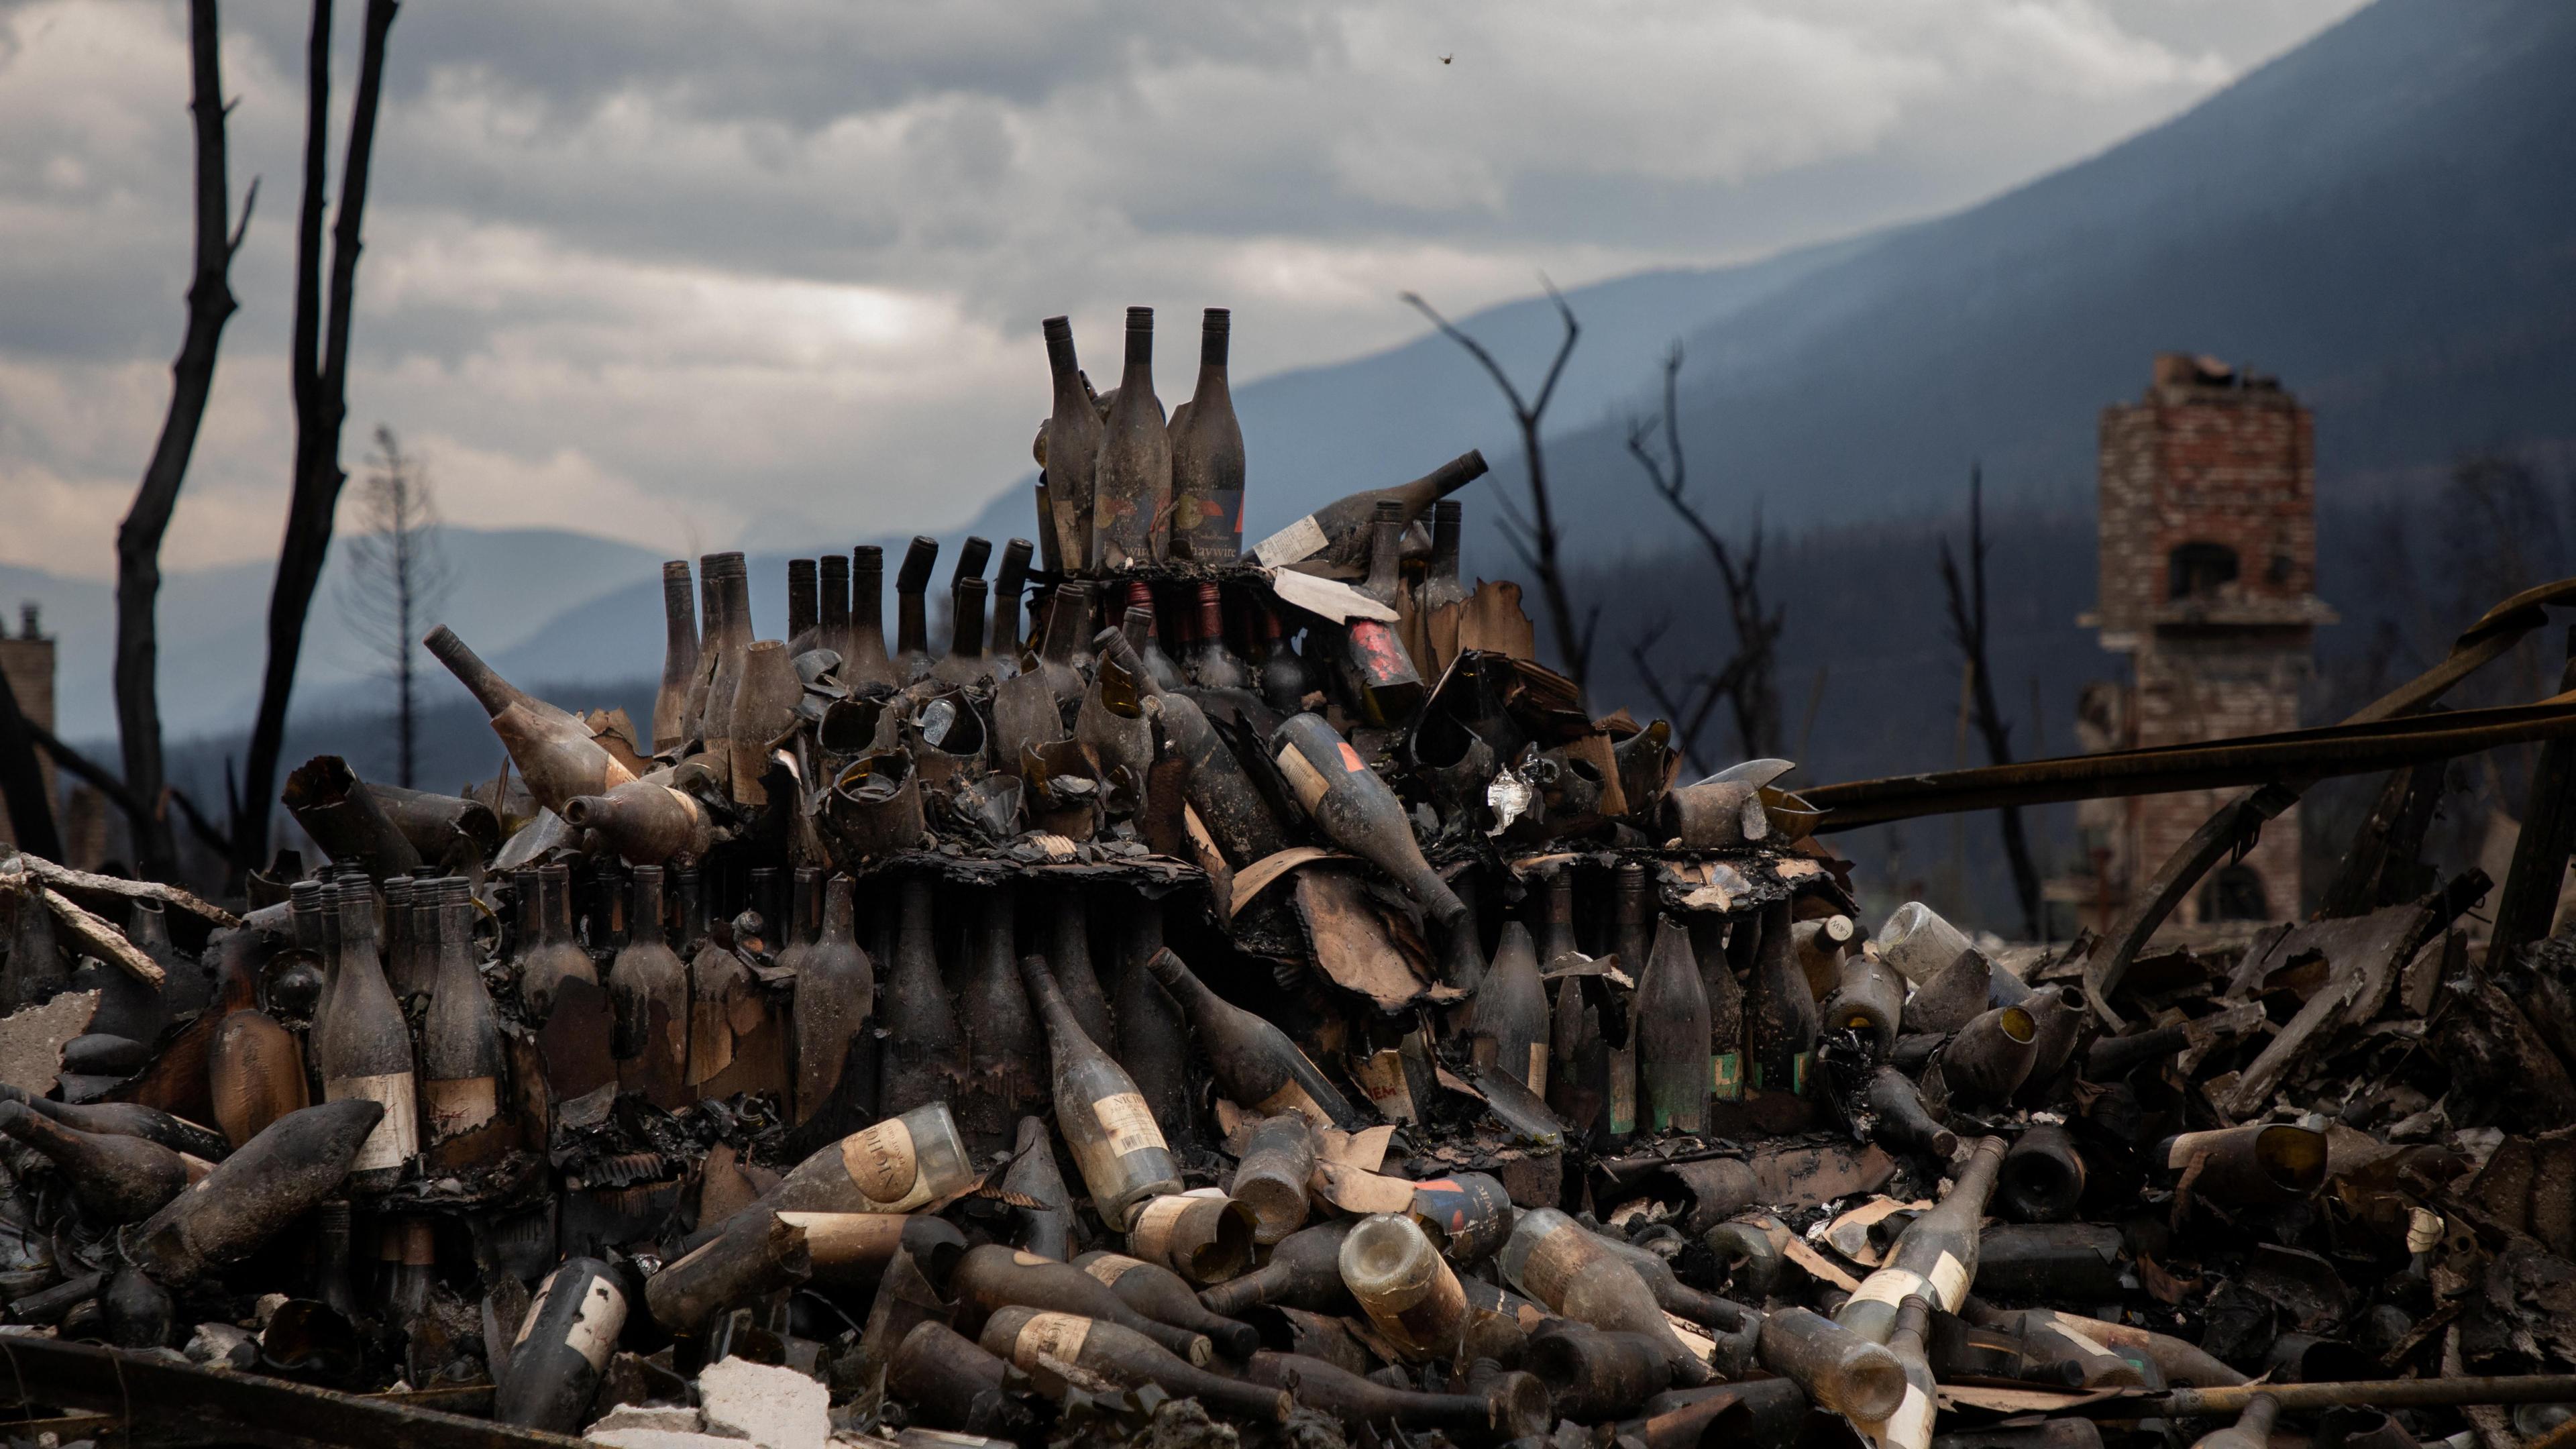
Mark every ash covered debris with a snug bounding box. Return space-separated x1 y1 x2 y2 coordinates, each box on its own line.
8 309 2576 1449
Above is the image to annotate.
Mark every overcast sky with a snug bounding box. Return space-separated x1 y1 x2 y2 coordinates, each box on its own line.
0 0 2369 579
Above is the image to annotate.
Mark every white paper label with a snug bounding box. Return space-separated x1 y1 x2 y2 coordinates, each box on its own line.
425 1075 499 1139
1012 1310 1092 1367
1845 1267 1927 1309
841 1116 926 1208
1927 1250 1969 1310
1252 515 1328 568
1884 1383 1936 1449
1093 1091 1167 1159
327 1071 419 1171
517 1266 627 1371
1082 1253 1147 1286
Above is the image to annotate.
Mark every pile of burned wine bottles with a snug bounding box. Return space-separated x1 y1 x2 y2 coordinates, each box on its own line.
6 308 2576 1449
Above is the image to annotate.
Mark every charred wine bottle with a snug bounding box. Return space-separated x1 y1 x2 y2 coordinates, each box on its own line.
932 577 994 688
1837 1135 2008 1344
1091 307 1172 567
1074 1250 1260 1359
1242 1350 1549 1440
878 877 964 1118
953 1244 1212 1364
894 536 940 683
1864 1294 1942 1449
1256 605 1317 712
1338 500 1426 724
1525 1324 1678 1422
846 545 898 690
1126 1189 1257 1285
1183 582 1248 688
523 862 599 1018
0 1085 228 1162
1021 951 1181 1228
1340 1212 1470 1360
1230 1113 1315 1245
817 551 851 661
495 1257 628 1433
1094 629 1282 868
771 1103 977 1214
889 1320 1036 1438
131 1099 384 1285
1032 581 1094 709
1827 949 1907 1059
0 1099 191 1224
1112 900 1191 1142
1045 885 1116 1050
728 638 802 806
1144 947 1357 1128
1419 500 1469 614
1271 713 1465 928
1863 1066 1960 1161
610 865 690 1110
380 876 422 1001
421 878 506 1158
1004 1116 1079 1261
1743 898 1817 1097
1120 584 1185 692
987 1307 1291 1421
210 1006 307 1150
1168 308 1245 560
1248 449 1489 570
1690 915 1746 1104
989 538 1032 672
792 874 873 1126
1636 914 1712 1134
1472 922 1550 1096
1196 1219 1355 1317
785 557 820 653
425 627 636 815
696 553 755 774
960 895 1042 1159
1040 317 1104 572
317 883 418 1191
680 553 724 744
1758 1305 1909 1420
1499 1208 1709 1385
2191 1395 2281 1449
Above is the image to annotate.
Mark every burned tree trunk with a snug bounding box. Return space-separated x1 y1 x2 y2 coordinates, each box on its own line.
232 0 401 875
1939 467 2043 941
1403 283 1595 696
117 0 256 883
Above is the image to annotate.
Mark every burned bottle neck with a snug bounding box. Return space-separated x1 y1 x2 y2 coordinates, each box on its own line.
894 535 939 672
1044 315 1085 405
787 558 818 645
1361 500 1405 606
991 538 1032 663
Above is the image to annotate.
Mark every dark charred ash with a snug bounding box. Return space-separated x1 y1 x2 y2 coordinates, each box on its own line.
10 311 2576 1449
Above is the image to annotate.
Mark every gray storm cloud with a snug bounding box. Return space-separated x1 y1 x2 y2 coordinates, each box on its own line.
0 0 2363 577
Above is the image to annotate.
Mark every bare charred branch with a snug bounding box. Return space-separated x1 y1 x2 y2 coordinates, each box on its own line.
1939 465 2043 939
1403 280 1590 694
116 0 254 882
234 0 401 876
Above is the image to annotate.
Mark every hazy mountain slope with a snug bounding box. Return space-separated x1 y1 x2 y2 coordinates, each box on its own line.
1511 0 2576 559
5 526 663 739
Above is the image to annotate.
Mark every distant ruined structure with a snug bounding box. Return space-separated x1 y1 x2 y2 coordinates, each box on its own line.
0 604 58 853
2057 354 2334 932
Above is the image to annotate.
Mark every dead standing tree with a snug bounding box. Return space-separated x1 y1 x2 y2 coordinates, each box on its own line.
229 0 402 876
1402 282 1597 696
337 427 450 788
113 0 258 882
1939 465 2043 940
1623 343 1782 773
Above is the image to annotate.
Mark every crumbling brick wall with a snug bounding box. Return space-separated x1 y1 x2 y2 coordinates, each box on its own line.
2090 355 2319 924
